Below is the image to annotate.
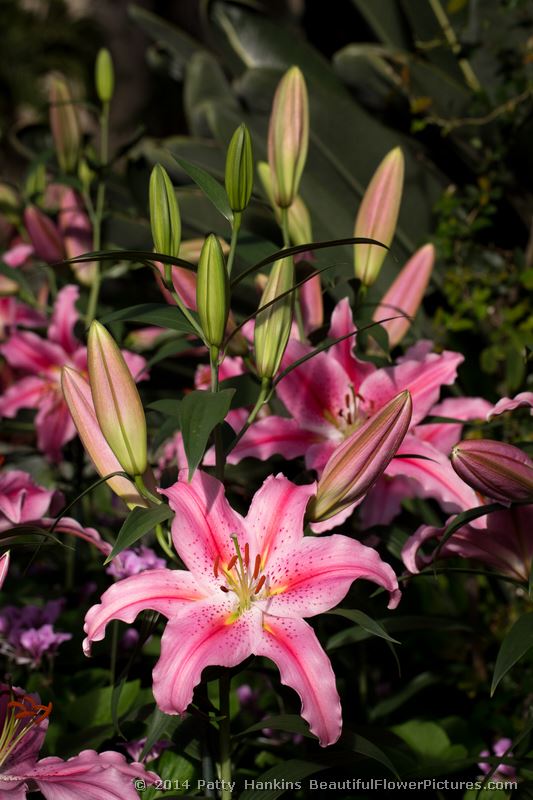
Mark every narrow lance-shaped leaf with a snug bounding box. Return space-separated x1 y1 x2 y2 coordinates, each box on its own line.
105 505 174 563
179 389 235 480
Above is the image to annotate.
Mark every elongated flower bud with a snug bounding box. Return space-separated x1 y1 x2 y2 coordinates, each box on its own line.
451 439 533 505
267 67 309 209
23 206 64 263
95 48 114 103
354 147 404 286
373 243 435 347
58 189 97 286
254 257 295 380
149 164 181 257
308 391 412 523
196 234 229 349
0 551 9 590
62 367 148 508
49 76 80 174
88 321 147 476
225 124 253 213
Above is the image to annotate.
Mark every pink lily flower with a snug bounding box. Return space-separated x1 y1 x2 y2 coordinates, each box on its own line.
0 285 147 461
0 469 111 558
487 391 533 419
23 206 64 264
58 188 97 286
0 684 157 799
227 298 485 526
84 471 400 746
402 504 533 583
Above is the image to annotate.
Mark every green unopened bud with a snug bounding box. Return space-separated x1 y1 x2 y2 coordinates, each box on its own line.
78 158 95 193
49 76 80 174
25 163 46 205
267 66 309 209
149 164 181 257
196 233 229 349
254 256 294 379
225 124 253 213
95 48 114 104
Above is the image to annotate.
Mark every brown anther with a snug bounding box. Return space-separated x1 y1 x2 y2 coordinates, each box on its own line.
227 555 238 571
244 543 250 567
220 585 230 593
345 393 350 407
213 555 220 578
254 575 266 594
37 702 53 722
253 554 261 580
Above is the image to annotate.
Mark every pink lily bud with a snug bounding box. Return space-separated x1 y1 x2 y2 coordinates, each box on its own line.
62 367 148 508
354 147 404 287
451 439 533 505
267 66 309 209
58 189 97 286
49 75 80 174
88 321 147 476
23 206 64 263
373 243 435 347
308 391 412 523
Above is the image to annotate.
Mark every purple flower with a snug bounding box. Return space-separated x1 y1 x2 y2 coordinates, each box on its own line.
122 737 170 763
478 738 516 779
106 546 166 580
0 600 71 667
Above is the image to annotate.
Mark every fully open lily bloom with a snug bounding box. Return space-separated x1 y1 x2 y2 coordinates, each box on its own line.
402 504 533 583
0 684 157 799
84 471 400 746
0 285 147 461
227 298 486 526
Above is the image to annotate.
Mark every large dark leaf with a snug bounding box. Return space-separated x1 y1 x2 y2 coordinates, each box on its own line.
491 612 533 695
105 505 174 563
100 303 198 335
179 389 235 480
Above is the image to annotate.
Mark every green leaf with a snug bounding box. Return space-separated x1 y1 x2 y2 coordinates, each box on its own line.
219 373 261 408
100 303 198 335
148 399 182 417
340 731 399 777
172 155 233 223
239 760 325 800
237 714 313 739
179 389 235 480
491 612 533 695
66 681 140 728
106 505 174 563
391 720 467 764
434 502 504 559
142 751 197 800
128 5 205 80
140 708 184 761
327 609 400 644
369 672 438 720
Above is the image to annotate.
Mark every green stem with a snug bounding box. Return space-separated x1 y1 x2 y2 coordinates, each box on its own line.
210 349 225 482
155 522 177 563
86 101 110 327
134 474 162 505
225 378 271 457
219 671 232 800
163 262 206 340
280 207 306 343
226 213 241 277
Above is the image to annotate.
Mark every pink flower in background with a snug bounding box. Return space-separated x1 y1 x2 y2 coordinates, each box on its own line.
106 546 166 580
84 471 400 746
402 504 533 583
479 737 516 779
0 468 111 559
0 685 157 799
229 298 487 525
0 285 147 461
0 601 71 667
487 391 533 419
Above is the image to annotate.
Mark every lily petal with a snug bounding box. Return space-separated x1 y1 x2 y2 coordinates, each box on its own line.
255 616 342 746
415 397 492 453
328 298 376 391
83 569 205 655
152 599 260 715
225 416 314 465
0 331 67 374
48 285 80 355
161 471 248 583
487 391 533 420
263 533 400 617
360 348 463 426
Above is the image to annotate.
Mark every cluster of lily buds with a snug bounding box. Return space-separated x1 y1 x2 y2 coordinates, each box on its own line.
196 233 229 352
95 48 114 104
372 243 435 347
354 146 404 287
225 123 254 215
267 66 309 209
149 164 181 259
451 439 533 505
254 256 295 381
49 75 80 175
308 391 412 523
